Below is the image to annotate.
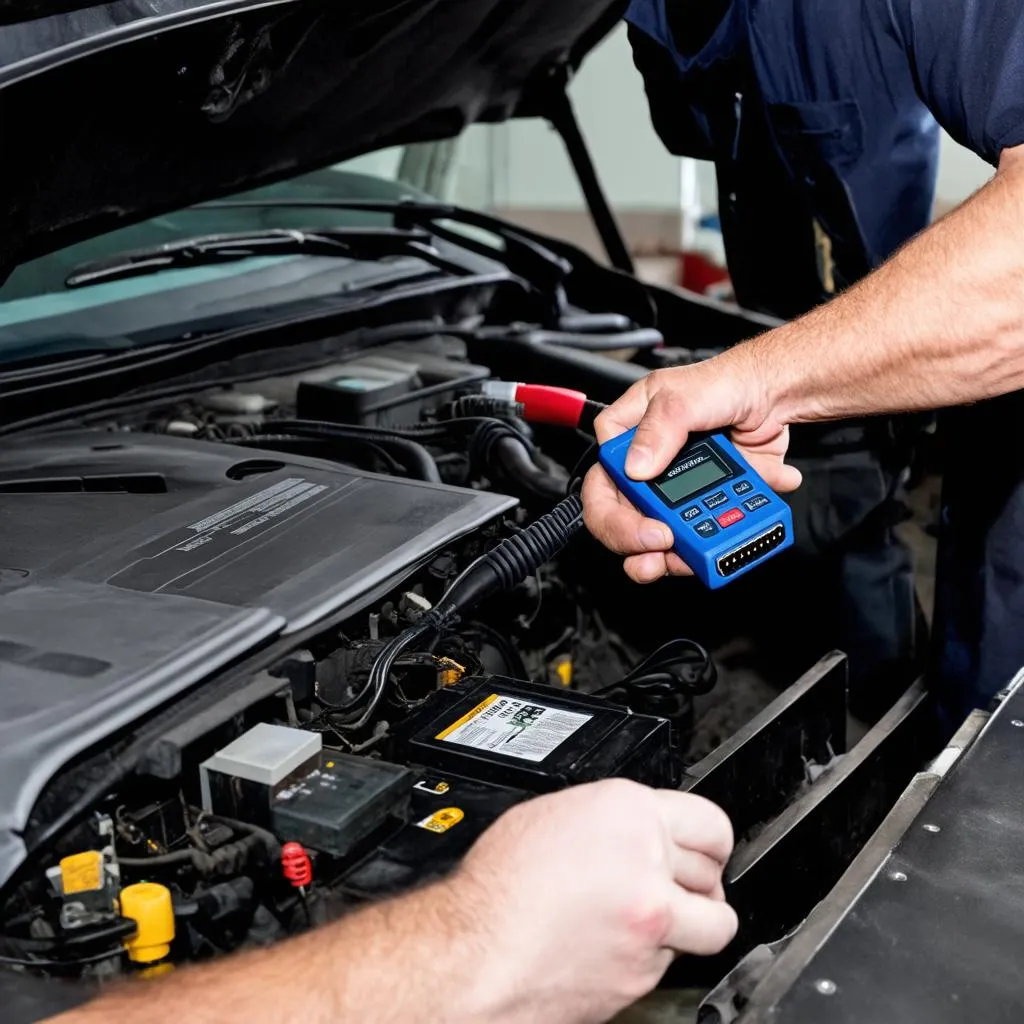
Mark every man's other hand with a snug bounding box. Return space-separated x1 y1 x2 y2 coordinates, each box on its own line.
457 779 737 1024
582 356 802 582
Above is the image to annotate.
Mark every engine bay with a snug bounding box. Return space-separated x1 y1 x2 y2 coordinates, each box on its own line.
0 329 732 992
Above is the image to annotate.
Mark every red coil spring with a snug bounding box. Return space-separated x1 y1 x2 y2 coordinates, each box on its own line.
281 841 312 888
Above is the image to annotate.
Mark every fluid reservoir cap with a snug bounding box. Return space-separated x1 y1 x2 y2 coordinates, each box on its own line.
120 882 175 964
59 851 104 895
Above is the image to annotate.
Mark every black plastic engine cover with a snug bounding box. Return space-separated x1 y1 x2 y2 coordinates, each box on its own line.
0 430 513 888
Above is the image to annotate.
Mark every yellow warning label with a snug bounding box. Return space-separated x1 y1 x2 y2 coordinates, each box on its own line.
435 693 499 740
59 851 104 895
416 807 465 833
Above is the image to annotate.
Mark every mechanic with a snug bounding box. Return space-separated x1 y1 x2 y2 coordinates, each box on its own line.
585 0 1024 728
615 0 1020 719
47 781 737 1024
583 24 1024 734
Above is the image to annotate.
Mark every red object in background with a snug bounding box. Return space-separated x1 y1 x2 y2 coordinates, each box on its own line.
515 384 587 428
482 380 588 428
281 841 313 888
679 251 731 295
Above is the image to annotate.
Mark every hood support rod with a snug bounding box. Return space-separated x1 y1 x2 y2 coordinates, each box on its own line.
545 82 636 276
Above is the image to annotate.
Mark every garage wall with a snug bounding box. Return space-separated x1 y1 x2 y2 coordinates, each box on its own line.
468 25 996 258
344 24 997 262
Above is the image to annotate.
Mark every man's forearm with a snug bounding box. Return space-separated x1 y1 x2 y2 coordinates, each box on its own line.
730 146 1024 423
45 783 738 1024
49 878 506 1024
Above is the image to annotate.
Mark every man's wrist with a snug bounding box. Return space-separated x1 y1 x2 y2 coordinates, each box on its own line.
711 332 787 429
730 320 823 426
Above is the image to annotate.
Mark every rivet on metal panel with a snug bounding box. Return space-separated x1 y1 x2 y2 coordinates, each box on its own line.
923 823 941 833
814 979 837 995
1011 720 1023 727
889 870 908 882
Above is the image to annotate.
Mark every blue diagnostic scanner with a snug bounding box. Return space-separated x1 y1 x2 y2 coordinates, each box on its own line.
598 427 794 589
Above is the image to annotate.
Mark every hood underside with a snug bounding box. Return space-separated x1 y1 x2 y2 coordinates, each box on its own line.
0 0 625 275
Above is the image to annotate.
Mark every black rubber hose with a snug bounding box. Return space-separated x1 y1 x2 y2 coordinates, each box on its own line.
220 434 407 476
505 327 664 351
492 436 567 502
256 420 441 483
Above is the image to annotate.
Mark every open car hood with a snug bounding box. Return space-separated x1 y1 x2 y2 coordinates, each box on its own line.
0 0 625 276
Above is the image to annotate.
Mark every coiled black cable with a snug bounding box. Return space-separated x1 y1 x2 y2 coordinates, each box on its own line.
437 494 583 615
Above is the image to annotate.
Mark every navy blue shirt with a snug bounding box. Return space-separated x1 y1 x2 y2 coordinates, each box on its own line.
628 0 1024 722
626 0 1024 317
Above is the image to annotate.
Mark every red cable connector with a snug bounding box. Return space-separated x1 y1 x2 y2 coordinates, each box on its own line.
281 841 312 889
482 381 588 428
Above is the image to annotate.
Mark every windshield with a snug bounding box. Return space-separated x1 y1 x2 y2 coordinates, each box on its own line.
0 145 480 367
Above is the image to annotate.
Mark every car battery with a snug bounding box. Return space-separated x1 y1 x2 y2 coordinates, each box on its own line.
400 677 674 793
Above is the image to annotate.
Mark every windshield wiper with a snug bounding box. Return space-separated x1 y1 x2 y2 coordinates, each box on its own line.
198 198 575 320
64 226 440 289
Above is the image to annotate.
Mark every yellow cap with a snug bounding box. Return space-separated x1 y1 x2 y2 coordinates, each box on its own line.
59 851 104 895
120 882 175 964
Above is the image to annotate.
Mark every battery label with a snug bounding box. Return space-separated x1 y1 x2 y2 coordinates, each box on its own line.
435 693 591 762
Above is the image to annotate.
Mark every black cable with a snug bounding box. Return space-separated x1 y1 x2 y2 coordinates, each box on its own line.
254 420 441 483
335 618 439 732
0 948 126 969
349 494 585 729
596 639 717 699
438 494 583 616
0 918 136 955
569 441 599 495
219 434 407 476
119 814 279 875
464 621 531 680
579 399 607 436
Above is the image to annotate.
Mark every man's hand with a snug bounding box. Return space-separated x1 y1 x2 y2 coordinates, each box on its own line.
49 780 735 1024
582 353 802 583
586 145 1024 585
457 779 737 1024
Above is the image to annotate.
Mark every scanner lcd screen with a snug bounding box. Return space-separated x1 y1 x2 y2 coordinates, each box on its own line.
651 444 731 506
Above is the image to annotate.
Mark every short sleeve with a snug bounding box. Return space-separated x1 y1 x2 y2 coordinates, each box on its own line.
889 0 1024 163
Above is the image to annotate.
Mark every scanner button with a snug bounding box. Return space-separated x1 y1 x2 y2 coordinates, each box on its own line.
716 507 745 528
693 519 719 539
742 494 771 512
703 490 728 510
733 480 754 495
682 505 702 522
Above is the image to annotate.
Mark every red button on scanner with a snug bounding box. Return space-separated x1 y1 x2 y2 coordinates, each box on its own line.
716 507 745 528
